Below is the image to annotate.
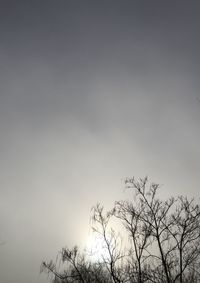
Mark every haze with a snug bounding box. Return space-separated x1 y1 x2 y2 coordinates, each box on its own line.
0 1 200 282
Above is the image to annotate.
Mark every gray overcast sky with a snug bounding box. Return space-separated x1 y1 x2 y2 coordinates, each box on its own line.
0 1 200 282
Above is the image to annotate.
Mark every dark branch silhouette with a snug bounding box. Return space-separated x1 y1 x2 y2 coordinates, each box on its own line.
42 177 200 283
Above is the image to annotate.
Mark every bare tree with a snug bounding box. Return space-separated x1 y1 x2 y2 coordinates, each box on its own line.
91 204 124 283
114 199 152 283
42 177 200 283
124 177 176 282
124 177 200 283
168 196 200 283
41 245 112 283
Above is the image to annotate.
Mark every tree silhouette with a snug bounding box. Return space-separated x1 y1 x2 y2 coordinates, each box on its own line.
42 177 200 283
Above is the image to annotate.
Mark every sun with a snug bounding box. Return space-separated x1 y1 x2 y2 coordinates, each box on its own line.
85 233 108 262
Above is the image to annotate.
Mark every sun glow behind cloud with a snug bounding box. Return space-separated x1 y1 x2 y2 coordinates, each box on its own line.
85 233 108 262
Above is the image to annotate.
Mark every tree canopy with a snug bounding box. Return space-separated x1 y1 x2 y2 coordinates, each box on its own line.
41 177 200 283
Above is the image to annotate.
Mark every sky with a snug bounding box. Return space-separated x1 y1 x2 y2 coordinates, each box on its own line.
0 1 200 282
